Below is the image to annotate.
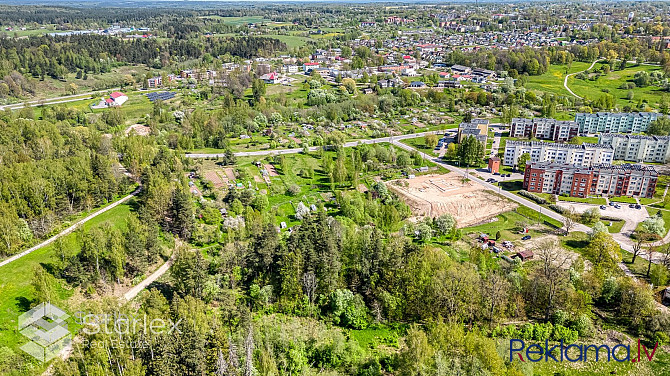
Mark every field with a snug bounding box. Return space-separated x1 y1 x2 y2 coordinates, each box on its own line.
0 201 133 355
387 173 518 227
525 62 592 97
525 61 666 110
567 63 665 108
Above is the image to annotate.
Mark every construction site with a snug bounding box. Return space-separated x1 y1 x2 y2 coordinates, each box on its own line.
388 173 517 227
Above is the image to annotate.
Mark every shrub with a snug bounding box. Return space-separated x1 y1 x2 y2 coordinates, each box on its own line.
552 325 578 343
549 204 565 214
572 314 594 337
519 190 547 204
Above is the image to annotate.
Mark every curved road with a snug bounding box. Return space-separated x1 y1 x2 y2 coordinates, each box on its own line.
563 59 603 99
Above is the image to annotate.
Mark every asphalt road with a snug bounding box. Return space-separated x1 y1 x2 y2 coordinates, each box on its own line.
185 130 445 158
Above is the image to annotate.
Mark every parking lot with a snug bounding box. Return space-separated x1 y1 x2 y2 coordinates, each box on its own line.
557 200 649 234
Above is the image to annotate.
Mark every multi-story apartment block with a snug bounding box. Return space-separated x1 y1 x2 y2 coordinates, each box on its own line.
504 141 614 167
523 162 657 198
575 112 661 133
510 118 579 141
457 119 489 144
598 133 670 163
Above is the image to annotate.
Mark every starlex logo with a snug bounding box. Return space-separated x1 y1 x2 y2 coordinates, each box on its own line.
509 339 659 363
18 302 72 362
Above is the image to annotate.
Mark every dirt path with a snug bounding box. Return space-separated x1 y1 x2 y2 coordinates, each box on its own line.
564 59 603 99
0 186 141 269
123 255 174 301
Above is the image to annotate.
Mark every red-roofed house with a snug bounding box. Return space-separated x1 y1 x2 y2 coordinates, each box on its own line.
260 72 282 84
303 62 320 72
109 92 128 106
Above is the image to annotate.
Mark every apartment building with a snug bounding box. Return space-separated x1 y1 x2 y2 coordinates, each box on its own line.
523 162 657 198
598 133 670 163
457 119 489 144
575 112 661 133
504 141 614 167
510 118 579 141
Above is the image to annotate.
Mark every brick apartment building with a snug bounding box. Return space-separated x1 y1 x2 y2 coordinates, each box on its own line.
510 118 579 142
523 162 658 198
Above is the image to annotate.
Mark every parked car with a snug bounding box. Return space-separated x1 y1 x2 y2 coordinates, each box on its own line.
629 204 636 208
614 204 621 209
635 204 642 209
608 202 615 206
600 205 607 210
521 235 531 241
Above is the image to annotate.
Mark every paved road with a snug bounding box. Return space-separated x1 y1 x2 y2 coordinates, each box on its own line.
0 88 164 111
564 59 603 99
0 186 141 269
186 130 445 158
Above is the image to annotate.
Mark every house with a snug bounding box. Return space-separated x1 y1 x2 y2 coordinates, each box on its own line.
416 166 429 172
409 81 426 88
488 157 500 174
303 62 320 73
472 68 497 80
377 79 403 89
437 80 462 88
362 88 373 94
360 21 376 27
284 65 299 74
450 64 472 74
513 250 534 261
260 72 281 84
99 91 128 107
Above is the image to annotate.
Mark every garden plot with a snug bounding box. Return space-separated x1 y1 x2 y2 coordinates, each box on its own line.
388 173 517 227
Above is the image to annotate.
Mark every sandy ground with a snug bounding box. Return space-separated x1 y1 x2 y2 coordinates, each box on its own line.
124 124 151 136
264 164 279 177
388 173 517 227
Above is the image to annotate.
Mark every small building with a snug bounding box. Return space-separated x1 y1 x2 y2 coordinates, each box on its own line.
416 166 429 172
260 72 281 84
488 157 501 174
409 81 426 88
513 250 534 261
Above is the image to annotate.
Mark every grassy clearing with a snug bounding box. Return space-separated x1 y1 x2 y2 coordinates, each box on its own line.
0 202 133 353
567 63 665 109
462 209 554 242
525 62 592 97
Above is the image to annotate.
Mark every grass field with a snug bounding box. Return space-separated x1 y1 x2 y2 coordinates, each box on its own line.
0 201 133 355
567 63 665 109
525 62 593 97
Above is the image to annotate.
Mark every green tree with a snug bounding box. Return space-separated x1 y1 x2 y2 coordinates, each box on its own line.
457 135 484 167
517 153 531 171
585 232 621 269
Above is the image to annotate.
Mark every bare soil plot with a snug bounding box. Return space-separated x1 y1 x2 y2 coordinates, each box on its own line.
224 167 236 181
203 170 226 188
264 164 279 177
388 173 517 227
124 124 151 136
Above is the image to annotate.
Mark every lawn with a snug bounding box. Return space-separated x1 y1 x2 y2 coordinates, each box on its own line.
609 196 638 204
558 196 607 205
0 201 133 356
399 137 439 156
462 209 555 242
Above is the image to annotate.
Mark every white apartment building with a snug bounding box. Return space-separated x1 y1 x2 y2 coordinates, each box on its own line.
503 141 614 167
510 118 579 141
598 134 670 163
575 112 661 134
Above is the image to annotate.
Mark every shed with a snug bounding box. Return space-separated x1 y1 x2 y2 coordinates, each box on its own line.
513 250 534 262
